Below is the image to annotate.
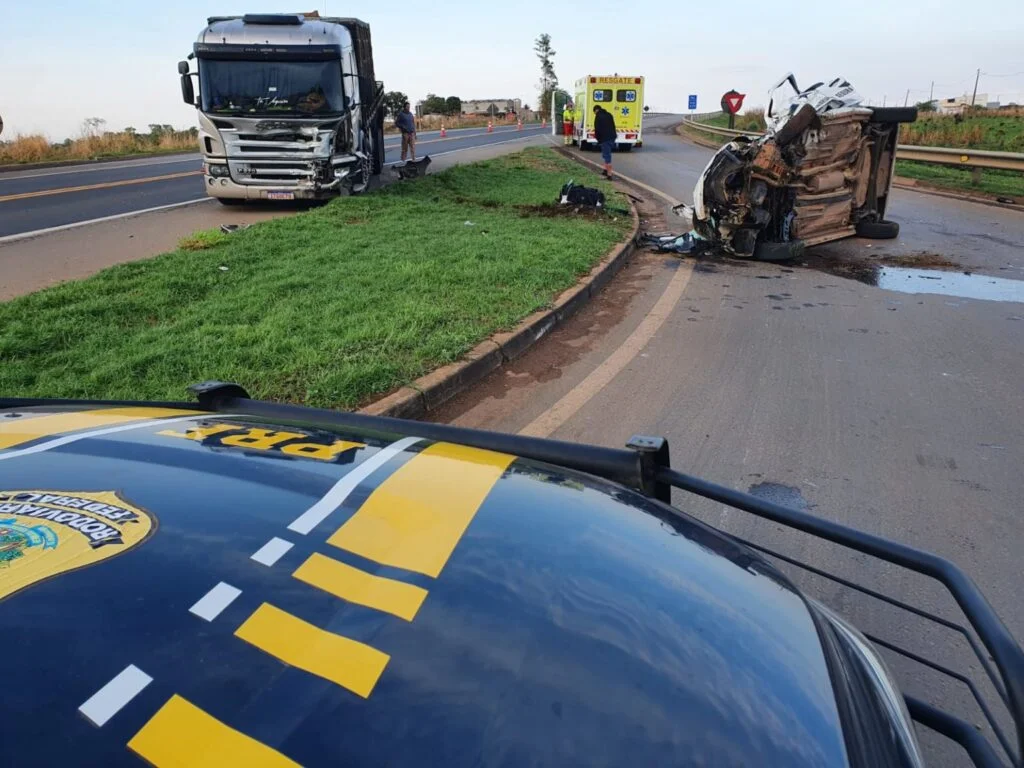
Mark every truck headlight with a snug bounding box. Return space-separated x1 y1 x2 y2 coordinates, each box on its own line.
208 164 230 178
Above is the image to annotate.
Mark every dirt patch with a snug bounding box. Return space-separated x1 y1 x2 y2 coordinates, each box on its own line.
802 247 962 285
518 203 621 220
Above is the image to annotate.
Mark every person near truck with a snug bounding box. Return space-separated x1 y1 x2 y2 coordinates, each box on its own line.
396 102 417 162
562 102 574 145
593 105 617 179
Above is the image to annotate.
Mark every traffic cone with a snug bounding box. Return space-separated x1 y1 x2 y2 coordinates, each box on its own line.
517 119 523 131
440 124 447 138
487 121 493 133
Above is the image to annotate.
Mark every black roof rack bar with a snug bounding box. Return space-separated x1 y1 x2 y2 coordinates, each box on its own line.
908 697 1004 768
655 466 1024 765
866 632 1016 762
735 534 1009 708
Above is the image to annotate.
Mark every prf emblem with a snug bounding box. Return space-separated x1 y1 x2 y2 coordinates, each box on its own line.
0 490 154 601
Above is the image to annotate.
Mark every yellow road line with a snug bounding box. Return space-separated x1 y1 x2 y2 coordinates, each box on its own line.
294 552 428 621
0 170 200 203
0 407 201 450
128 694 300 767
235 603 390 698
327 442 514 578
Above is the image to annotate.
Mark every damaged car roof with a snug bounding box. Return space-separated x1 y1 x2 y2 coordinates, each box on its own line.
0 405 850 766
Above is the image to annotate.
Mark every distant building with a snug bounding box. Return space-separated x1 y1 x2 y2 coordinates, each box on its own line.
936 93 992 114
461 99 522 116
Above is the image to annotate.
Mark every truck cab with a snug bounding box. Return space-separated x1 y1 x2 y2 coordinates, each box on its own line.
178 13 385 203
573 75 645 151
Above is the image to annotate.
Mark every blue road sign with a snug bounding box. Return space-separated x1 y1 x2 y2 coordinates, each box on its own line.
688 94 698 110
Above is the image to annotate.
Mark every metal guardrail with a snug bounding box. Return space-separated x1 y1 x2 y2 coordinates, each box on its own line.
679 118 1024 173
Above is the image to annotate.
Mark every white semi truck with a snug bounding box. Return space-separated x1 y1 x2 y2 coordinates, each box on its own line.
178 13 385 203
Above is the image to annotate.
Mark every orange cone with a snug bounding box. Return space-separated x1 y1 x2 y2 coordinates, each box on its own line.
487 121 493 133
440 124 447 138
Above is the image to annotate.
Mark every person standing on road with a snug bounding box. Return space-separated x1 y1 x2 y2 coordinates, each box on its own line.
593 105 617 179
562 101 574 145
396 102 417 162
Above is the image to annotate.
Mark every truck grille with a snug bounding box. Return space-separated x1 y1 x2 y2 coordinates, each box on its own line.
221 128 338 186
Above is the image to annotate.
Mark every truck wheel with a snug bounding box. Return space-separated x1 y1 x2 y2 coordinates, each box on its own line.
856 219 900 239
870 107 918 124
372 119 385 174
217 197 245 206
754 239 805 262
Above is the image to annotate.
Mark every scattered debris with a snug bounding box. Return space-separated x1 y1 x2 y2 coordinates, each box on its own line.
638 231 708 255
394 155 431 180
220 224 249 234
218 266 229 272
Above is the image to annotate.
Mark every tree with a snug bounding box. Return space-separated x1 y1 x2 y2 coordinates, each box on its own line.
534 33 558 116
421 93 447 115
81 117 106 136
382 90 408 118
444 96 462 116
916 99 937 112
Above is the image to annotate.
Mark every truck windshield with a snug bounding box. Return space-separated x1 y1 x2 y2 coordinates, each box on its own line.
199 59 345 116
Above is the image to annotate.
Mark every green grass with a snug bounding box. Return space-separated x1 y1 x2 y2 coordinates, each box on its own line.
0 148 629 408
895 160 1023 199
900 112 1024 152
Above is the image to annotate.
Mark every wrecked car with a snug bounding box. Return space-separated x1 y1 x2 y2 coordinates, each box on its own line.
690 75 917 260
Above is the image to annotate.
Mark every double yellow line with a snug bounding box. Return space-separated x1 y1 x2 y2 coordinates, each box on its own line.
0 170 200 203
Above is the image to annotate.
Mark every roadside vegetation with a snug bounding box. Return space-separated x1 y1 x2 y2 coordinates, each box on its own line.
0 121 196 165
894 161 1023 198
0 148 630 409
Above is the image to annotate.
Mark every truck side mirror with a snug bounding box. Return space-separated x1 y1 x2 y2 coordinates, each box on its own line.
178 60 190 75
180 74 195 106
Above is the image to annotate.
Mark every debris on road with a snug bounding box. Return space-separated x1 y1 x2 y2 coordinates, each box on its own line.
219 224 249 234
395 155 431 180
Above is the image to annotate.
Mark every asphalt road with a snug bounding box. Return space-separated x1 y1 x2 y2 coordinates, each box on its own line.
0 124 548 238
436 116 1024 766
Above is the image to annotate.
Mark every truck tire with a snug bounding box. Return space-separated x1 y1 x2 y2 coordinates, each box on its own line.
774 103 817 146
754 239 805 262
856 219 900 239
372 119 385 174
870 107 918 124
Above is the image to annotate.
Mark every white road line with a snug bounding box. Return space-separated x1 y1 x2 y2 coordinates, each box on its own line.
0 154 200 181
251 537 294 566
189 582 242 622
79 664 153 727
2 132 545 245
0 198 213 245
287 436 423 535
0 414 207 462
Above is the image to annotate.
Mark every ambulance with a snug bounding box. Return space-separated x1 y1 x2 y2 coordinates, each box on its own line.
573 75 644 150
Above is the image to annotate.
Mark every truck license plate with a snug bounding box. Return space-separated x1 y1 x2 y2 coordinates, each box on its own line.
267 192 294 200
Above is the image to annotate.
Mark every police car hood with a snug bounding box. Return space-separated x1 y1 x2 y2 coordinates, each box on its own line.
0 406 848 767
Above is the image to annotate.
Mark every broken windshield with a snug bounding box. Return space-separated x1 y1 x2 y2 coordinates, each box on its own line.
199 59 345 116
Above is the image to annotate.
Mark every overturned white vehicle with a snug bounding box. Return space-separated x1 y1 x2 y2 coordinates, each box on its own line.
690 76 917 260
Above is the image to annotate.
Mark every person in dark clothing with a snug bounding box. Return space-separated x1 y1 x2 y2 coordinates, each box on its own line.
395 102 417 161
593 105 617 179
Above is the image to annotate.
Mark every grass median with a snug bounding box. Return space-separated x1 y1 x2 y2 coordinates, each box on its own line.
0 147 630 409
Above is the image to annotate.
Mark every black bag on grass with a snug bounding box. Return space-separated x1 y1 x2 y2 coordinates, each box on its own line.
559 180 605 208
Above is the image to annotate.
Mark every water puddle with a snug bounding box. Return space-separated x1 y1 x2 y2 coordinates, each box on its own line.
876 268 1024 304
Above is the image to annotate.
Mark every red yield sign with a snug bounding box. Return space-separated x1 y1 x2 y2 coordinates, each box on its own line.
721 90 746 115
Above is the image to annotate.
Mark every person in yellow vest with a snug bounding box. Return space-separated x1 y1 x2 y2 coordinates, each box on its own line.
562 102 574 145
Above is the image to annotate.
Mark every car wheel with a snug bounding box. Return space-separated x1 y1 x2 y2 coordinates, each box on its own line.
856 219 900 239
754 239 806 262
774 103 818 146
870 107 918 124
217 197 245 206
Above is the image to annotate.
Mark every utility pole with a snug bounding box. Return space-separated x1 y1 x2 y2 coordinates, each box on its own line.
882 95 887 106
971 68 980 107
904 89 910 106
930 81 934 101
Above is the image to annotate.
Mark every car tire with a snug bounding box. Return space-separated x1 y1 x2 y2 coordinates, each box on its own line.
217 197 245 206
856 219 900 239
754 239 806 262
774 103 818 146
870 107 918 124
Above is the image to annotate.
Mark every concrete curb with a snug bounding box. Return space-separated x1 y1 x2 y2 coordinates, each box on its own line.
359 201 640 419
0 150 198 173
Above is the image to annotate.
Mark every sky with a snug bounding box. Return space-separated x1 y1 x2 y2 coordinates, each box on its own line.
2 0 1023 140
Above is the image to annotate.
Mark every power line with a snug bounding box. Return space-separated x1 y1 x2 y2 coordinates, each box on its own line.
982 70 1024 78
